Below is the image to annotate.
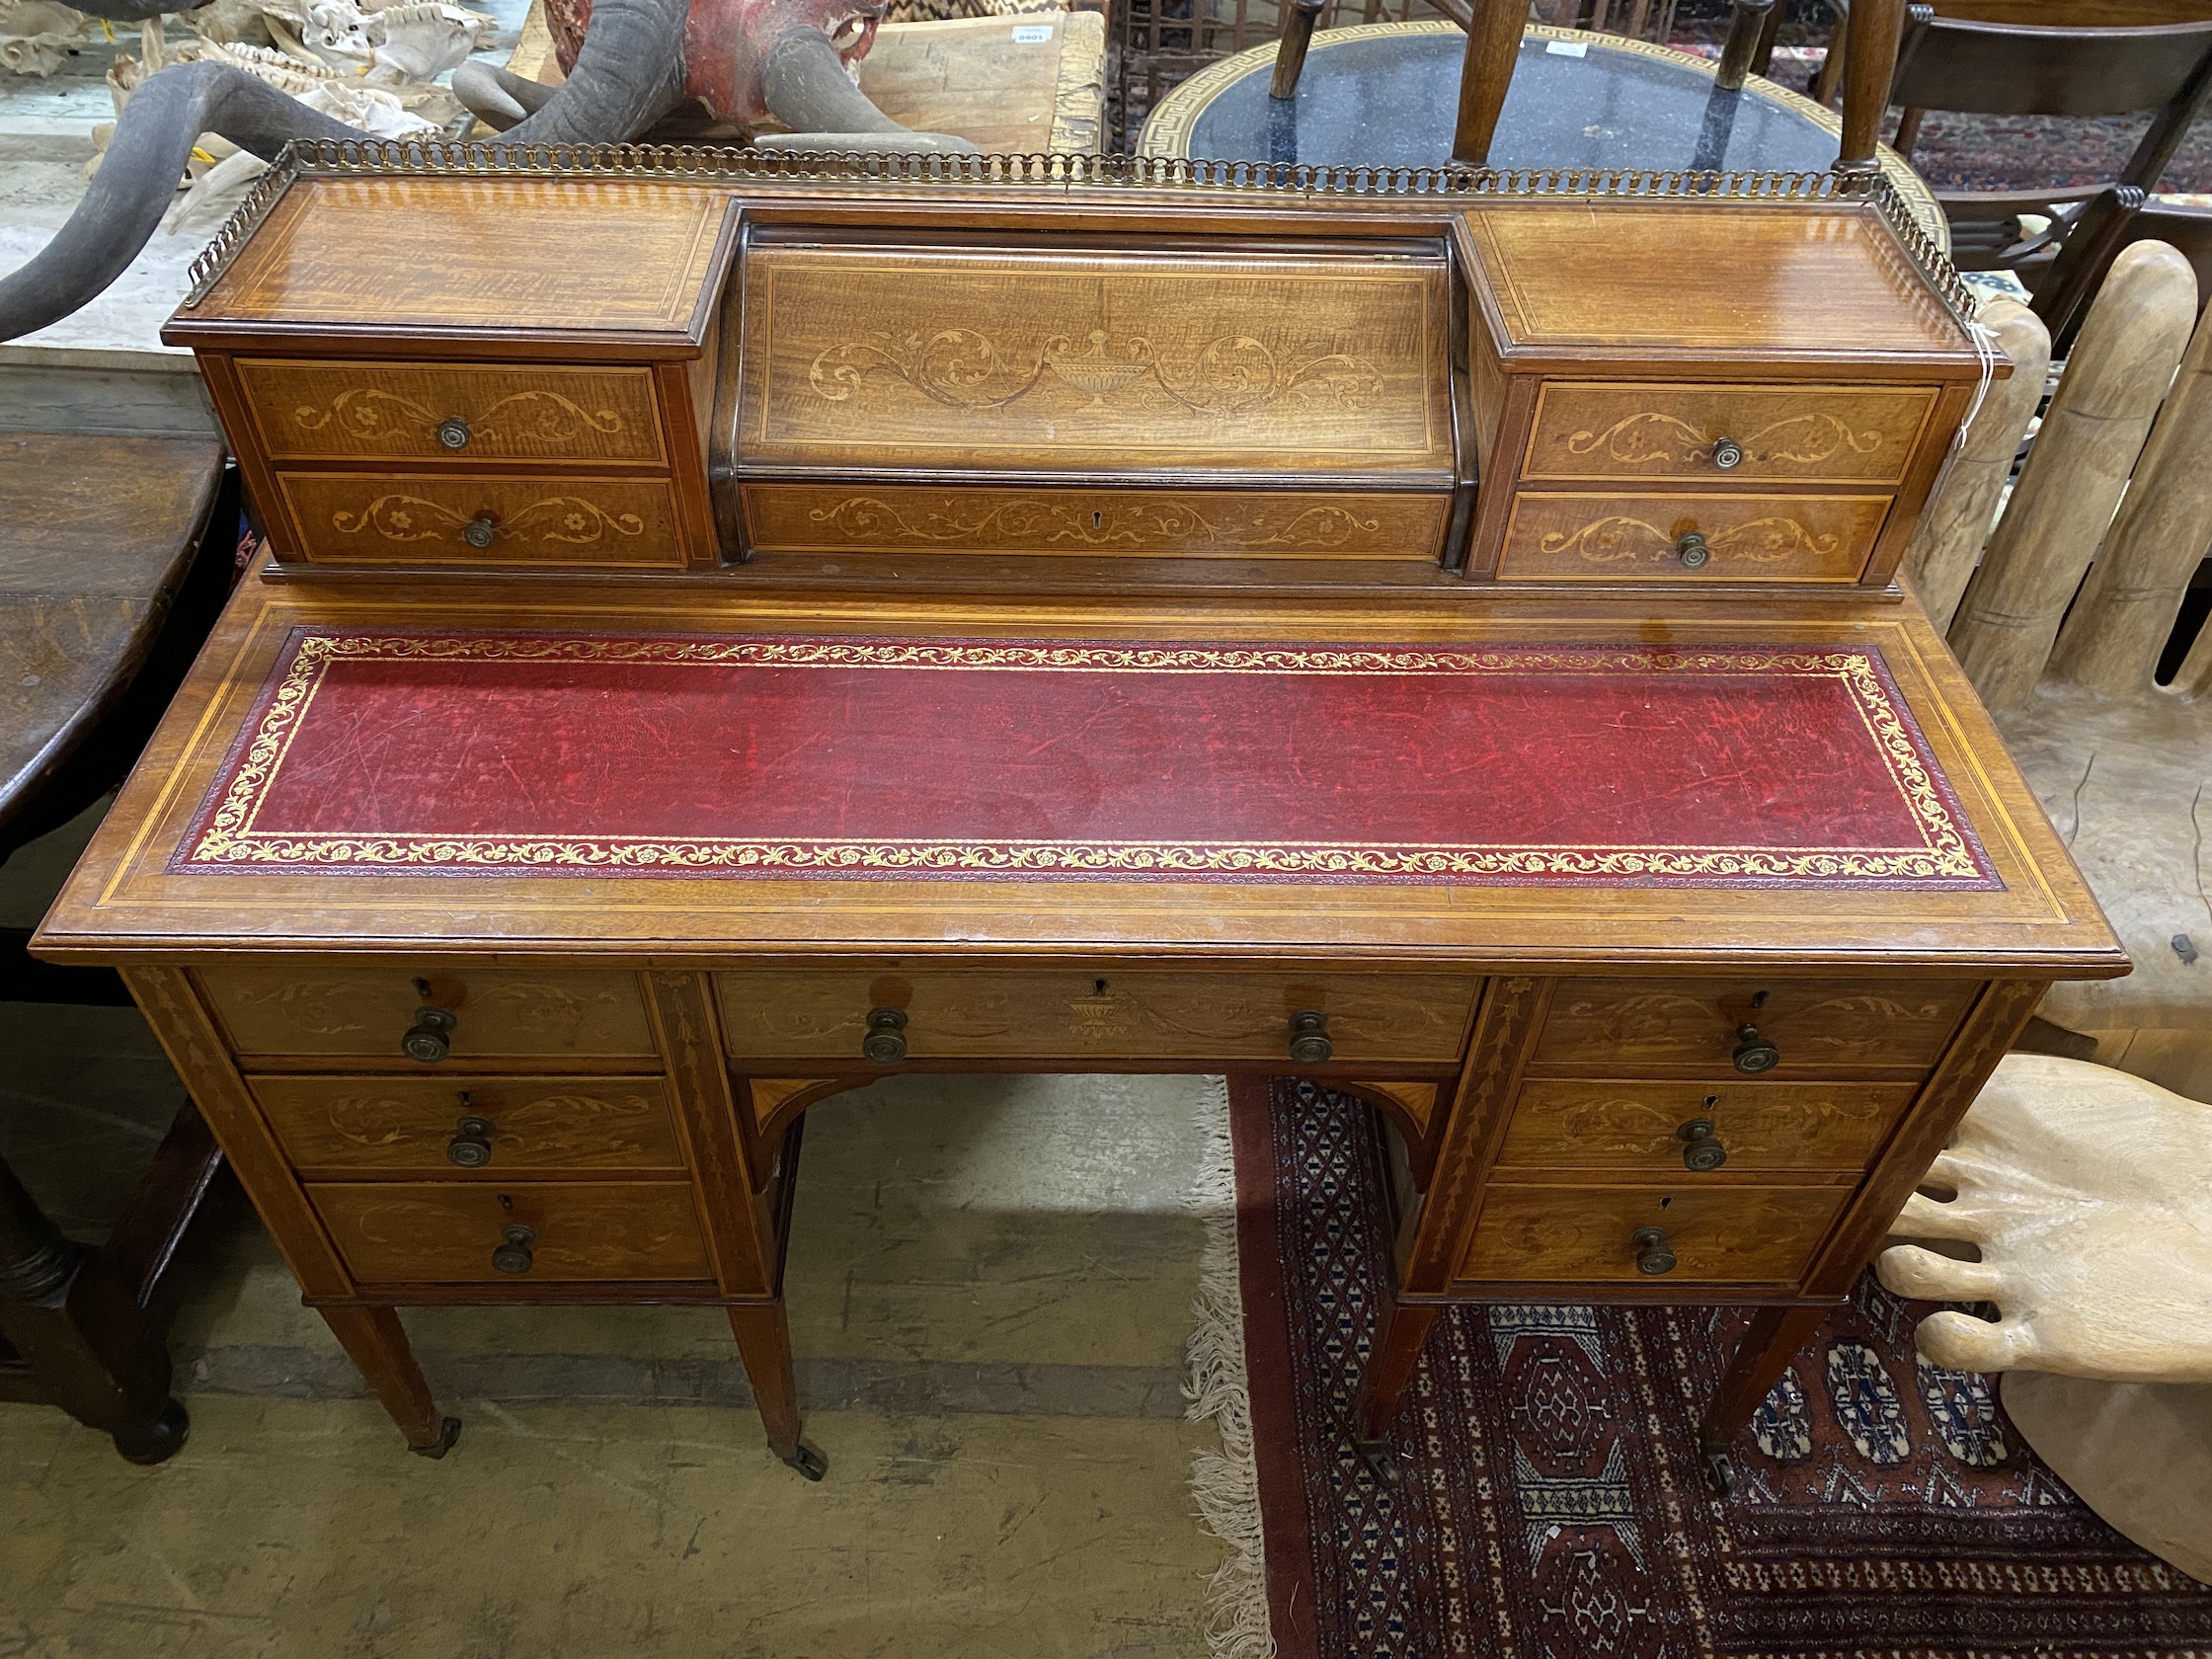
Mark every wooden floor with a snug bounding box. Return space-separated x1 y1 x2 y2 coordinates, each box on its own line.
0 809 1224 1658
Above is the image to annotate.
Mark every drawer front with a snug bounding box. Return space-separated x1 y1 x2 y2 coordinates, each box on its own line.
1498 1078 1918 1174
310 1180 711 1284
1532 978 1978 1075
1458 1182 1851 1286
277 473 683 567
251 1074 683 1176
1524 383 1936 485
741 483 1451 564
199 966 657 1062
716 971 1479 1064
238 359 667 464
1496 492 1888 583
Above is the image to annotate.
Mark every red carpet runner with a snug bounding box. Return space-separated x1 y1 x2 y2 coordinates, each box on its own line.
180 629 1995 887
1232 1079 2212 1657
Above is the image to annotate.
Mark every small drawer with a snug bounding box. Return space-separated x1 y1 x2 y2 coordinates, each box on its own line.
1523 383 1936 486
1496 491 1888 583
715 971 1479 1064
1497 1078 1918 1175
198 966 658 1063
239 358 667 464
310 1180 712 1284
1457 1181 1850 1287
1531 978 1978 1076
276 473 684 567
250 1074 684 1176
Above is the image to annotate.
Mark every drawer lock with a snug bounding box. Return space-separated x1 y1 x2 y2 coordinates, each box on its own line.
1631 1225 1677 1276
1287 1010 1332 1065
491 1224 535 1275
861 1006 908 1064
1676 1117 1727 1171
445 1114 496 1168
402 1005 457 1064
1731 1023 1781 1073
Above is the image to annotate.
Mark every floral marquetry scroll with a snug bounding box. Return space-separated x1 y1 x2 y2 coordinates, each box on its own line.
238 360 667 463
739 243 1456 474
276 475 685 567
1523 384 1936 485
742 486 1450 562
1497 493 1892 582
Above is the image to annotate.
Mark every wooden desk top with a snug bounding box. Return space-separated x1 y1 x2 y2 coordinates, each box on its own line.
36 575 2124 978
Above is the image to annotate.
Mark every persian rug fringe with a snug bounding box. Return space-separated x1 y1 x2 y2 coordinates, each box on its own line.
1184 1075 1277 1659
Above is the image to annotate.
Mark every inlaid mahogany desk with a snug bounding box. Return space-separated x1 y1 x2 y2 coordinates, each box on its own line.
33 148 2127 1490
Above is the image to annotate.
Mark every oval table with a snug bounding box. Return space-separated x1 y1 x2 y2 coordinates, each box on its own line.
1141 24 1944 245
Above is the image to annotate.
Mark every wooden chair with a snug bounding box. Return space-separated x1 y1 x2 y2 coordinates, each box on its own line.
0 433 235 1463
1865 6 2212 274
2032 186 2212 355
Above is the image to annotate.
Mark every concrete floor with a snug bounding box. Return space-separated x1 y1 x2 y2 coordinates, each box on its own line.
0 806 1227 1658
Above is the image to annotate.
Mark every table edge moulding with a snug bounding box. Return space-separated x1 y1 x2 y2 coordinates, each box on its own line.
36 144 2123 1492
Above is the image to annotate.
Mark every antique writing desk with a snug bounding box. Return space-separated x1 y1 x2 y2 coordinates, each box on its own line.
35 148 2126 1489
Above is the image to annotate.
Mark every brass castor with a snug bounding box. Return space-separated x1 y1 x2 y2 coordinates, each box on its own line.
408 1416 463 1459
779 1441 829 1481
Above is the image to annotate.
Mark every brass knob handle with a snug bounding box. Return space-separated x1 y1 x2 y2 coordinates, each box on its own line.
445 1115 496 1168
435 416 471 450
1676 530 1710 569
1287 1010 1332 1065
1731 1023 1780 1074
861 1006 908 1064
462 515 496 549
1677 1117 1727 1172
401 1005 456 1064
491 1224 534 1275
1711 435 1744 470
1632 1225 1677 1276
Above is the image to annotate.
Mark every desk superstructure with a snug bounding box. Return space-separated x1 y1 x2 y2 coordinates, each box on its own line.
38 150 2125 1488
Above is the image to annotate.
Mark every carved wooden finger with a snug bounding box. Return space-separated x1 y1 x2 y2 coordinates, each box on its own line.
2047 290 2212 697
1899 299 2048 633
1881 1055 2212 1383
1948 244 2198 713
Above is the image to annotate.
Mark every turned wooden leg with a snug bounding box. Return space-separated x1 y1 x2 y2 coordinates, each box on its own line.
1835 0 1902 173
320 1304 458 1458
729 1301 825 1480
1451 0 1528 166
1696 1303 1830 1493
0 1152 188 1463
1270 0 1325 99
1349 1299 1441 1483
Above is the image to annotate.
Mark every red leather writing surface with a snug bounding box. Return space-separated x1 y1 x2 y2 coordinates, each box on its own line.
179 631 1995 887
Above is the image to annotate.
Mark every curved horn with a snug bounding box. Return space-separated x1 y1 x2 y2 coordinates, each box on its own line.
0 62 362 343
755 26 978 151
450 61 560 132
0 0 688 343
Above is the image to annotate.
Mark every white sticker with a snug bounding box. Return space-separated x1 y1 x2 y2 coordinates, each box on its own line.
1544 39 1588 56
1011 23 1053 41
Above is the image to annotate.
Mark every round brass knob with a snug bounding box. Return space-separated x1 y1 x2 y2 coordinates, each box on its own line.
1632 1225 1677 1275
1677 1117 1727 1172
1711 435 1745 470
1731 1023 1780 1074
462 515 496 549
1287 1010 1332 1065
491 1224 534 1275
435 416 472 450
1676 530 1710 569
861 1006 908 1064
401 1006 457 1064
445 1115 496 1168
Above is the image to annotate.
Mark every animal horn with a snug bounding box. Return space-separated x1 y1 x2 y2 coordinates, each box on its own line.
753 25 978 152
0 0 689 344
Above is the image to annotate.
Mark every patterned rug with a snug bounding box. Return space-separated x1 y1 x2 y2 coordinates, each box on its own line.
1230 1078 2212 1658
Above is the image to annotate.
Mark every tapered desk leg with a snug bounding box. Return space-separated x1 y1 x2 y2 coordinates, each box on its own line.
730 1301 826 1480
1835 0 1903 173
322 1304 459 1458
1696 1303 1829 1493
1270 0 1325 100
1349 1298 1441 1483
0 1152 189 1463
1451 0 1527 165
